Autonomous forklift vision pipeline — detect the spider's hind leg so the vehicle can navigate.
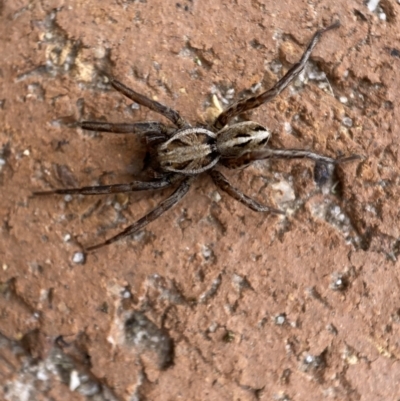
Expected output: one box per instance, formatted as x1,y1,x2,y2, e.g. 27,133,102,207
210,170,285,215
86,176,193,251
33,176,174,196
240,148,361,165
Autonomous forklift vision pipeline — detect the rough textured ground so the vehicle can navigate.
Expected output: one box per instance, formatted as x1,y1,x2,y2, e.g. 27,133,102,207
1,0,400,400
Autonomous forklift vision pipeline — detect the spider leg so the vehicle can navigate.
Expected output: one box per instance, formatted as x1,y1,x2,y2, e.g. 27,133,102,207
210,170,285,215
214,21,340,129
111,79,189,129
79,121,169,135
33,177,173,196
86,177,193,251
239,148,361,164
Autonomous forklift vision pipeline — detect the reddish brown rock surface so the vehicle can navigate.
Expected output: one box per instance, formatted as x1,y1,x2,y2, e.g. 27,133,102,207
1,1,400,400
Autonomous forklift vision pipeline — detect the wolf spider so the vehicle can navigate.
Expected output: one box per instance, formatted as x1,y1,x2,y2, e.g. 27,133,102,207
34,21,359,251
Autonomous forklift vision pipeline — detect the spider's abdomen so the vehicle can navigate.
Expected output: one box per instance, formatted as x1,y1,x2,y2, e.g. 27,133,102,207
216,121,271,158
157,127,219,175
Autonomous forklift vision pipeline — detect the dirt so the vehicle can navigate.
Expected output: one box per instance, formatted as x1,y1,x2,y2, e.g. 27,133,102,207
1,0,400,400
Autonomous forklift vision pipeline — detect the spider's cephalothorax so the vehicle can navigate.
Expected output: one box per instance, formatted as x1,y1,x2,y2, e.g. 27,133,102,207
34,21,360,251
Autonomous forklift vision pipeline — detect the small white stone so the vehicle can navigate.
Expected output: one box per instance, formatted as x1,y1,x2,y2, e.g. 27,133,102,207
284,122,292,134
69,370,80,391
72,252,85,264
339,96,348,104
342,117,353,127
367,0,380,12
275,314,286,325
208,322,218,332
210,190,221,202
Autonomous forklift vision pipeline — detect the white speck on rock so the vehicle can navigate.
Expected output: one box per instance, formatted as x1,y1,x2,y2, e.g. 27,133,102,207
210,190,221,202
272,180,295,204
69,370,80,391
367,0,380,12
72,252,85,264
342,117,353,127
284,121,292,134
379,12,387,20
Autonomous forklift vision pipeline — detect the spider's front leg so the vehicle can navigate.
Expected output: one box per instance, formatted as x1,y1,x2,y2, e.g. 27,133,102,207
210,170,285,215
214,21,340,129
110,79,189,129
79,121,169,136
77,120,172,146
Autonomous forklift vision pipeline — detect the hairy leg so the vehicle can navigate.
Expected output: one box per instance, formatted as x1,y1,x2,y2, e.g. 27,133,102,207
210,170,285,214
86,177,193,251
214,22,340,129
33,177,174,196
79,121,169,135
111,79,189,129
236,148,361,165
